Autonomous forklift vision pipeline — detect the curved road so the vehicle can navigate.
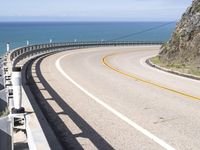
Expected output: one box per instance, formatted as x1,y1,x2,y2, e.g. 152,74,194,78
30,46,200,150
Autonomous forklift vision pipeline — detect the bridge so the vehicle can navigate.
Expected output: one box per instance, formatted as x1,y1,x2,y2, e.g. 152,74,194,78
1,40,200,150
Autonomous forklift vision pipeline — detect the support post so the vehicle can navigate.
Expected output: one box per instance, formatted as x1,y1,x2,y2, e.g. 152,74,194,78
11,67,24,114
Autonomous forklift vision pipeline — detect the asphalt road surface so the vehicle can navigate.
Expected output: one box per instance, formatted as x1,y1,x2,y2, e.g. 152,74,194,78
30,46,200,150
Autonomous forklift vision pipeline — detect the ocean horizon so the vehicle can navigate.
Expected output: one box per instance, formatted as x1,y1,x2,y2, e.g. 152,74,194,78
0,21,176,54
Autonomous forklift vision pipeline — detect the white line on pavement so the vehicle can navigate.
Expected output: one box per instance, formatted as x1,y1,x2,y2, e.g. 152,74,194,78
55,53,176,150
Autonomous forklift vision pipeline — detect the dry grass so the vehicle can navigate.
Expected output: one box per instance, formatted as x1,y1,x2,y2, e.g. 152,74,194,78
150,56,200,77
0,107,9,117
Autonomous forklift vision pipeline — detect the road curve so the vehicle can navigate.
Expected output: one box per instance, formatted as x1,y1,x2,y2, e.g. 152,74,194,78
30,46,200,150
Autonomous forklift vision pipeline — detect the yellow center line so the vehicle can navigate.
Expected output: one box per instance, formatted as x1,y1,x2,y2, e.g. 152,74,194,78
102,52,200,101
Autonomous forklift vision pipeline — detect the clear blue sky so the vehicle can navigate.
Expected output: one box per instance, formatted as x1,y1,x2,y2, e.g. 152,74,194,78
0,0,192,22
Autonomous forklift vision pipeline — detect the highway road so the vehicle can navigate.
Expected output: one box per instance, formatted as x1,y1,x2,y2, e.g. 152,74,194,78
29,45,200,150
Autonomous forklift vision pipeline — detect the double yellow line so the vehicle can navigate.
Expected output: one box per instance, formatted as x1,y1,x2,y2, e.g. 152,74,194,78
102,52,200,101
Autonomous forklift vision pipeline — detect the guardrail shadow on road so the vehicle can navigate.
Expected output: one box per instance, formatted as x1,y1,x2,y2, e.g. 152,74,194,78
26,54,114,149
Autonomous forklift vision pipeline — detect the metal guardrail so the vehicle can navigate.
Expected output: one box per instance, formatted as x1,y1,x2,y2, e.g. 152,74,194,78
8,41,164,68
2,41,163,150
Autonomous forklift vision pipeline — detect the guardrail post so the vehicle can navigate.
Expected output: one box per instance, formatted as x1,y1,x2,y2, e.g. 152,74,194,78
11,67,24,114
7,43,10,52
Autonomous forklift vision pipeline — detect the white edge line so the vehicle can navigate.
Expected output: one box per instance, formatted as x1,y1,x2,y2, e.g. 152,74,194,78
55,53,176,150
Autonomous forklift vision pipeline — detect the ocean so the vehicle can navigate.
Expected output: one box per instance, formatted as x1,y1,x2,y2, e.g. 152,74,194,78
0,22,176,54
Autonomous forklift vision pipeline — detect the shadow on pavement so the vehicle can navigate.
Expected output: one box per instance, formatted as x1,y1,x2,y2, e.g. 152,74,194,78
27,55,114,150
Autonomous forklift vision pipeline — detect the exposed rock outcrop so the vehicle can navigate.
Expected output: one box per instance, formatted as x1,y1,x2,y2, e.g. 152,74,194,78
159,0,200,69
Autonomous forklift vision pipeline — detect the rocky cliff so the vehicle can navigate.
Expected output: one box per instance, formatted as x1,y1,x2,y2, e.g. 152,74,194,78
159,0,200,69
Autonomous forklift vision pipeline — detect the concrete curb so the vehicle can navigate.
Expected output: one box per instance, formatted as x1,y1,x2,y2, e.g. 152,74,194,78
146,58,200,81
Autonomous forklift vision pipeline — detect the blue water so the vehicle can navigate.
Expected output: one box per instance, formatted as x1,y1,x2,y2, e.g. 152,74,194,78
0,22,176,54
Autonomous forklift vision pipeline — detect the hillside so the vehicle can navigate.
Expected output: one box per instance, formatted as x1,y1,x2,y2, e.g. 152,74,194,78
158,0,200,74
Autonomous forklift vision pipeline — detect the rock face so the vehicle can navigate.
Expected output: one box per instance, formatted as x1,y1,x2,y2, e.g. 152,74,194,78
159,0,200,68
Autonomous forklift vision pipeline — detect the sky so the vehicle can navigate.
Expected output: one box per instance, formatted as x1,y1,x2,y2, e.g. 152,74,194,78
0,0,193,22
